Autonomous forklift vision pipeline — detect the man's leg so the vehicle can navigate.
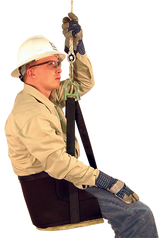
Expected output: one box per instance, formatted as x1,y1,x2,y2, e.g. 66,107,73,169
86,187,158,238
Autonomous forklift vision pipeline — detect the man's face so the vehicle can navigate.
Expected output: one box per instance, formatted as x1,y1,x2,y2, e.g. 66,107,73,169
28,55,62,97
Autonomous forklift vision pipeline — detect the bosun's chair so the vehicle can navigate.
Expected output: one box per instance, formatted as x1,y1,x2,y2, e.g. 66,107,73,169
18,98,104,231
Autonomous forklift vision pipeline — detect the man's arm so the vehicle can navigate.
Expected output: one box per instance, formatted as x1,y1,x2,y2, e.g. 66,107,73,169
50,13,95,107
50,53,98,107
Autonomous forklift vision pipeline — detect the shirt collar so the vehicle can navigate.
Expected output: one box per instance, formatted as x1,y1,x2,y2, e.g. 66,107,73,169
23,83,56,113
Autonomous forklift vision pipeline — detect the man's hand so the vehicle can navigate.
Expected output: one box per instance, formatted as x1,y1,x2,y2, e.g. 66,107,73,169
96,171,139,204
62,13,85,55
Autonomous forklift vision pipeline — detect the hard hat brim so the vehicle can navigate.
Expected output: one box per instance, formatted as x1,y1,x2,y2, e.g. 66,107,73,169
11,51,66,78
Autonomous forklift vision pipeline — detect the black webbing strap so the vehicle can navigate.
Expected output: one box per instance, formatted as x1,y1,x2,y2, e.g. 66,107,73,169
66,98,80,224
75,101,97,169
66,98,75,156
66,98,98,224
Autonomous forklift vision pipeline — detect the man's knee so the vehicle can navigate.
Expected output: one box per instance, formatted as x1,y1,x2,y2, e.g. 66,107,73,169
137,203,154,222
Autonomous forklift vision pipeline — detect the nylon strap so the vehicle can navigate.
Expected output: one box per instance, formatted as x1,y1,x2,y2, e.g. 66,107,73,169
66,97,98,224
66,98,80,224
75,101,97,169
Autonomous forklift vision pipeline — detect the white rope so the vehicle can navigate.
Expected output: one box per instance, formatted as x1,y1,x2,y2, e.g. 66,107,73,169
68,0,76,12
68,0,75,83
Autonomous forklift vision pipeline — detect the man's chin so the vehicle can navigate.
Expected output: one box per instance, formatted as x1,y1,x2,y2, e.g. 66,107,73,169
52,82,60,90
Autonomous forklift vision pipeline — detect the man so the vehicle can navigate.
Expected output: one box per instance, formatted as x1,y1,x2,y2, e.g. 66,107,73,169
5,13,158,237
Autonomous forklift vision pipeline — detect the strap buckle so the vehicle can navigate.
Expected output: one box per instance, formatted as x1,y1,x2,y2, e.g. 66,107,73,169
64,81,80,101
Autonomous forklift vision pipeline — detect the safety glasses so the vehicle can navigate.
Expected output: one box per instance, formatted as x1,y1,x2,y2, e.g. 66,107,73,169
29,60,61,69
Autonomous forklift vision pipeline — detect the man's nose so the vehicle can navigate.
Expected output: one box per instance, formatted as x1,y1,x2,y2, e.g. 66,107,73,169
56,66,62,73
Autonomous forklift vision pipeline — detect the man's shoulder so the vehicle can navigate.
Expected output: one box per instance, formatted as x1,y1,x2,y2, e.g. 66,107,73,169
11,90,46,127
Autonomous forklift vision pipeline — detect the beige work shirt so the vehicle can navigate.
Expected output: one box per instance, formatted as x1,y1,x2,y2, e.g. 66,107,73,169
5,53,99,189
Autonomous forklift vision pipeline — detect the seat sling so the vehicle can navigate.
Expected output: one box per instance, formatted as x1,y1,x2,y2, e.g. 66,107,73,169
18,98,103,230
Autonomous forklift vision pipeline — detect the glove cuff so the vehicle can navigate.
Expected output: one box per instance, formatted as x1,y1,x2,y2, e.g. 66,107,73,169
75,39,85,55
96,171,118,190
64,45,69,54
65,40,85,56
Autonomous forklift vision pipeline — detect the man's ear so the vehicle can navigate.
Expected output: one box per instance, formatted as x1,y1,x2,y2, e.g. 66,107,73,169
27,68,36,78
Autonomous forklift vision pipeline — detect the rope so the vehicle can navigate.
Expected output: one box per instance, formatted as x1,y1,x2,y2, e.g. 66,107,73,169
68,0,76,12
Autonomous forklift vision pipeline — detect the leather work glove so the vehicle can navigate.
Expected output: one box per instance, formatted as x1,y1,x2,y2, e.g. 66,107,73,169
96,171,139,204
62,12,85,55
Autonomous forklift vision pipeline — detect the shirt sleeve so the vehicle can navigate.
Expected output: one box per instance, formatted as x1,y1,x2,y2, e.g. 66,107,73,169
18,114,99,189
50,53,95,107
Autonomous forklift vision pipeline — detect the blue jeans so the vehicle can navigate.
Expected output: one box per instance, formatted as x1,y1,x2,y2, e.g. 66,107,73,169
86,187,158,238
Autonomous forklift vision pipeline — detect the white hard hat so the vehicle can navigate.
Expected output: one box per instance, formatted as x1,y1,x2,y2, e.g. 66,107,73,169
11,35,66,78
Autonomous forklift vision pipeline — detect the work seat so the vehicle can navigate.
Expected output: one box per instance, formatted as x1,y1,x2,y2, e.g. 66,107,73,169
16,172,106,234
37,218,104,231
